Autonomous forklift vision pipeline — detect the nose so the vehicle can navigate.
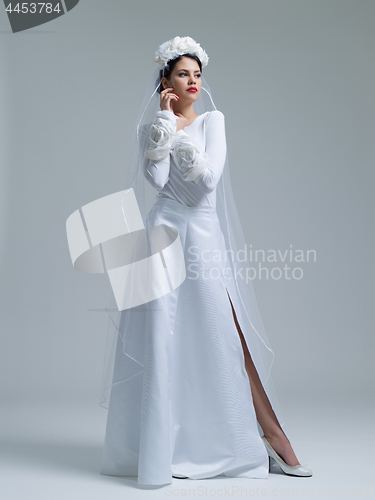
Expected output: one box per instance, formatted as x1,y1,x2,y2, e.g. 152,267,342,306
188,74,196,84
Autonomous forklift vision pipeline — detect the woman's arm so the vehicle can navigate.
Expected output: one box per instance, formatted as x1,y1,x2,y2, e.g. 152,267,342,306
144,157,171,191
141,110,177,190
171,110,227,194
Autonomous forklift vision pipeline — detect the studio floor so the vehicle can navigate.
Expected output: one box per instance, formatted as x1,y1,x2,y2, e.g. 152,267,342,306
1,396,373,499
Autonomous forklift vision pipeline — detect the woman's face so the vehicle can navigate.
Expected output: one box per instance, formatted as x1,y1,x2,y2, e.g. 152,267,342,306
163,56,202,101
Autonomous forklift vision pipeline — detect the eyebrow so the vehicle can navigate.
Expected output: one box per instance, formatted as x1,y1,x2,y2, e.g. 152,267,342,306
178,69,201,72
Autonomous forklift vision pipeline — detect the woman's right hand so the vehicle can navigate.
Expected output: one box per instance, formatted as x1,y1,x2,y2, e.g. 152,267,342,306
160,87,179,113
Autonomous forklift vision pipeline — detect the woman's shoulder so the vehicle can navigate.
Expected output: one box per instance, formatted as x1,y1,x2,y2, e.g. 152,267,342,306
205,109,225,127
206,109,224,118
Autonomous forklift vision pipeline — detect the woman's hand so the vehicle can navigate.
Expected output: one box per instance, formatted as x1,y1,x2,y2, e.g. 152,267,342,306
160,88,188,132
175,112,188,132
160,87,179,113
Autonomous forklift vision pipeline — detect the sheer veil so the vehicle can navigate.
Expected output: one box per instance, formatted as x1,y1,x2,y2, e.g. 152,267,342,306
98,64,285,430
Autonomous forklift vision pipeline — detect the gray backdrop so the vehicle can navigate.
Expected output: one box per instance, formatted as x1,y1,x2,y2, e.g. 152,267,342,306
1,0,374,404
1,2,374,493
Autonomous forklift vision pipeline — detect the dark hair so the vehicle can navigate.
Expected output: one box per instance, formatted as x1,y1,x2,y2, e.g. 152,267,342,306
157,53,202,94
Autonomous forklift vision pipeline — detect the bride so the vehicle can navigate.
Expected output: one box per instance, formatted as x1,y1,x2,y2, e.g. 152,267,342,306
99,36,312,486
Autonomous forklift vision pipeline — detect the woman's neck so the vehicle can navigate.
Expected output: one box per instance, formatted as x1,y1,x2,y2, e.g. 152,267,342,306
172,102,198,124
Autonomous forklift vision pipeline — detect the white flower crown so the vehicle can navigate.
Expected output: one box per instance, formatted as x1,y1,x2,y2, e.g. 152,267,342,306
154,36,209,70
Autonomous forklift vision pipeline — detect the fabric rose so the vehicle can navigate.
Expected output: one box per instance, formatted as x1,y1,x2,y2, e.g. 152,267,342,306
171,135,209,183
144,110,177,162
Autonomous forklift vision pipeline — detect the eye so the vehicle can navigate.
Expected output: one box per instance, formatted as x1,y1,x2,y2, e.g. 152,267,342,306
178,72,201,78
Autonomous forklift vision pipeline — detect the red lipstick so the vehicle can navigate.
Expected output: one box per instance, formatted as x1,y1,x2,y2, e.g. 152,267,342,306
187,87,197,92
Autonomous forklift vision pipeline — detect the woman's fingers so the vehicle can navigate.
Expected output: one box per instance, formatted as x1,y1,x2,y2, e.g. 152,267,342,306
160,87,179,112
161,88,176,97
161,88,179,100
161,93,179,100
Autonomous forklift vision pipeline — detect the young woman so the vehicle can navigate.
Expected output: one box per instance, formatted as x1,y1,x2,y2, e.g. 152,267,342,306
99,36,312,486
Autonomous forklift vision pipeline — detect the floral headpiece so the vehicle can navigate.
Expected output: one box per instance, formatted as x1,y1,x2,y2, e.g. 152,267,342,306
154,36,209,70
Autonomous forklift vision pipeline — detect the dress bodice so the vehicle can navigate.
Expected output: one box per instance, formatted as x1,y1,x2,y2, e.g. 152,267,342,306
142,109,227,207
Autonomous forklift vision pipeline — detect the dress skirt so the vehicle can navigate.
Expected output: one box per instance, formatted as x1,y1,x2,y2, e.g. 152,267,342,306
100,195,270,485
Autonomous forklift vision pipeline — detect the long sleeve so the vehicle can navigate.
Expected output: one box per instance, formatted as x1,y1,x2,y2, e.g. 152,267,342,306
171,110,227,194
141,110,177,191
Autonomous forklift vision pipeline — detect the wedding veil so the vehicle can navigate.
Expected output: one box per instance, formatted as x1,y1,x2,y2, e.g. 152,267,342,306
98,64,285,430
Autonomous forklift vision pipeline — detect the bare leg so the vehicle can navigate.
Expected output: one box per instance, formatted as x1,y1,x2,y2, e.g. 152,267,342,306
227,291,300,466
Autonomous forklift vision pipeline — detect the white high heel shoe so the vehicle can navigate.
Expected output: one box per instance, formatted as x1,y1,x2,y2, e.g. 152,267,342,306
262,436,313,477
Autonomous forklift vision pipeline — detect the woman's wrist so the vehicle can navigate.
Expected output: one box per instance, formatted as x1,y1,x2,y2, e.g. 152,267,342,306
155,109,177,125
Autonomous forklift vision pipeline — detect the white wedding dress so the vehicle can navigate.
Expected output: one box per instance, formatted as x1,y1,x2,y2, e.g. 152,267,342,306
100,109,271,485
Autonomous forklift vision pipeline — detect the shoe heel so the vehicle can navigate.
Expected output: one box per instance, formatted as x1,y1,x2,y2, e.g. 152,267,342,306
269,456,277,471
262,436,312,477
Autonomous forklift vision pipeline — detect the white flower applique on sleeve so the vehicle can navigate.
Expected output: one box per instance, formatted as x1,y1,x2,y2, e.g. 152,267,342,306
171,135,209,183
144,110,177,162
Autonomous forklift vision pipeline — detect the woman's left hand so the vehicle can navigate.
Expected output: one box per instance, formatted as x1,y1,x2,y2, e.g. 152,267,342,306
175,112,188,132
